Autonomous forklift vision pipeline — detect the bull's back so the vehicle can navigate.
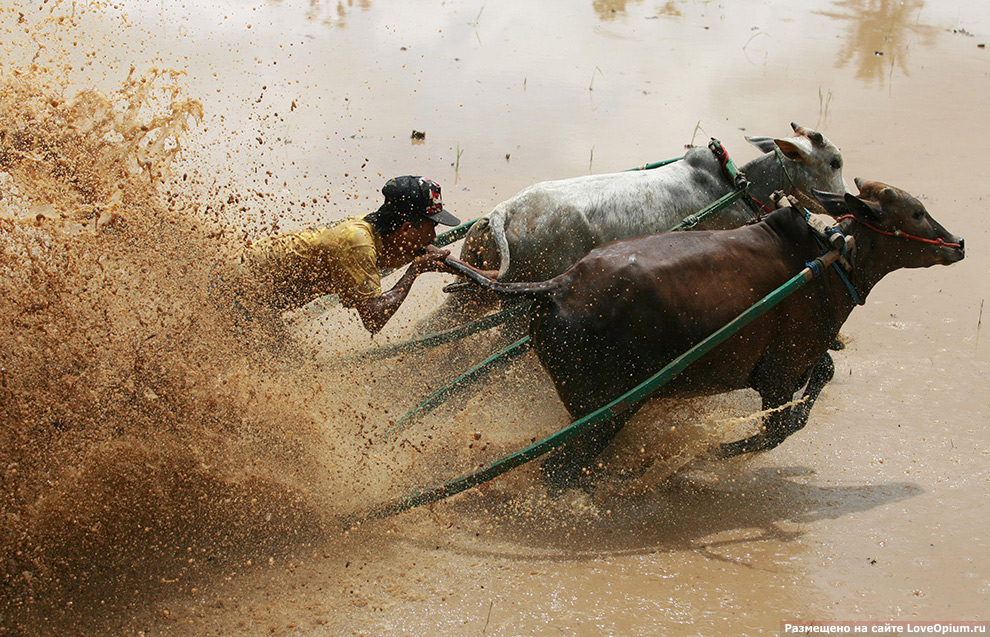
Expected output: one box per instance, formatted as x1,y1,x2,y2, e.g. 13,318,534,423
491,148,733,281
532,225,802,414
558,227,794,322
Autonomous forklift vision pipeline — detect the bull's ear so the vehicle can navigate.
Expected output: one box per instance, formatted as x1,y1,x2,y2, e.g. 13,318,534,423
774,138,812,162
812,189,848,218
844,192,887,224
746,136,779,154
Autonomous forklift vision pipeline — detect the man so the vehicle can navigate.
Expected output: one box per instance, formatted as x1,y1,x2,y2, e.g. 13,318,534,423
234,175,483,334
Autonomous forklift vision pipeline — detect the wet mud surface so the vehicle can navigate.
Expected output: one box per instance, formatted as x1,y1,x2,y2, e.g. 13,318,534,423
0,0,987,634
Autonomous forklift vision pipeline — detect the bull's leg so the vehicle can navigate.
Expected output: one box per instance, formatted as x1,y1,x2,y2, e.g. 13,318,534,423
785,353,835,436
716,354,835,458
541,413,632,491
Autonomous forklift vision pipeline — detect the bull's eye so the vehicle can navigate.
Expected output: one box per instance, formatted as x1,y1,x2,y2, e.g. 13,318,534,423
830,159,841,171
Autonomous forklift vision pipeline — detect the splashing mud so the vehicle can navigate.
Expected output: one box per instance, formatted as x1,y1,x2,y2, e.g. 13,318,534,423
0,15,545,632
0,59,754,625
0,55,350,631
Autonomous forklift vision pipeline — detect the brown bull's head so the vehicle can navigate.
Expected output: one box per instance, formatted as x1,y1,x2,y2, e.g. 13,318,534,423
814,178,965,269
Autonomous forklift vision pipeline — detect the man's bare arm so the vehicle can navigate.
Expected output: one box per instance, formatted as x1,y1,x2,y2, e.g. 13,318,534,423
354,247,452,334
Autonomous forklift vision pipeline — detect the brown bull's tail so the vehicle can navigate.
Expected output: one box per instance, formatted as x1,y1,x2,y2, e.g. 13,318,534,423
444,259,556,299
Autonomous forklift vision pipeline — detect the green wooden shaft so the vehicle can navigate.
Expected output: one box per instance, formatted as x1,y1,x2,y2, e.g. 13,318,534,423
665,188,747,232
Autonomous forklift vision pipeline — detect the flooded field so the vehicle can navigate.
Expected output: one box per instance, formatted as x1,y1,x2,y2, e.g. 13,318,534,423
0,0,987,634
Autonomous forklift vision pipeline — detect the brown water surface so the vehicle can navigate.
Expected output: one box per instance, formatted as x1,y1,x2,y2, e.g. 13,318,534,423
0,0,987,634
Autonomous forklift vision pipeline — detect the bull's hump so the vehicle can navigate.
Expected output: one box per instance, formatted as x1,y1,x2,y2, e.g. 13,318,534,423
683,144,719,170
762,207,816,244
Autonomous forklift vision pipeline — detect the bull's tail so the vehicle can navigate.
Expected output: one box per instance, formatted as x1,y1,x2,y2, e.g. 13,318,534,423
488,208,512,276
444,260,556,299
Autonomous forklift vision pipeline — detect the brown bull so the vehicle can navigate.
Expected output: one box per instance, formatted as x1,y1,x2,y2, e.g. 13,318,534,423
449,179,965,487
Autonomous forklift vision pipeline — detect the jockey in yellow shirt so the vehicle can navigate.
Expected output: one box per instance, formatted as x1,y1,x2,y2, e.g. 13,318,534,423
234,176,491,334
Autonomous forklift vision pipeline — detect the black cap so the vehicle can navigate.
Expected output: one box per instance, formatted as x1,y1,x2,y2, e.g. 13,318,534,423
378,176,460,226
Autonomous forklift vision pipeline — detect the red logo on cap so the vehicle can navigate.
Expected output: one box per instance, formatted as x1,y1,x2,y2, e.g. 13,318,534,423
421,178,443,216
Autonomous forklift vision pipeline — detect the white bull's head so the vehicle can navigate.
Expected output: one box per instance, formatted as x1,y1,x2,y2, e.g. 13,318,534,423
747,122,849,195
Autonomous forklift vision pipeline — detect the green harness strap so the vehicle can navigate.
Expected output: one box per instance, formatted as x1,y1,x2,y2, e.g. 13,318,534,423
348,244,844,525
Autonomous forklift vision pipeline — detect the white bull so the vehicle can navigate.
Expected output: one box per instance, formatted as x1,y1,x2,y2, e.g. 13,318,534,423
426,122,847,330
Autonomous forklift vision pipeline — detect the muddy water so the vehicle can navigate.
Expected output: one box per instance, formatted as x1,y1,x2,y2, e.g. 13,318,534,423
1,0,988,634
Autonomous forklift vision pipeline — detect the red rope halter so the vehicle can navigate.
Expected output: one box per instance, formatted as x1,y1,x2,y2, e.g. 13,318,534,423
836,215,963,249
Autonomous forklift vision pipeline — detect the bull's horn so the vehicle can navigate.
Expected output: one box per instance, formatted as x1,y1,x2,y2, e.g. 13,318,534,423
791,122,824,146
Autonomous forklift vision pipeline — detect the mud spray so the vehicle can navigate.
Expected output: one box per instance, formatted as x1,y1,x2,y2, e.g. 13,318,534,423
0,3,769,633
0,4,374,632
1,58,319,633
0,4,503,631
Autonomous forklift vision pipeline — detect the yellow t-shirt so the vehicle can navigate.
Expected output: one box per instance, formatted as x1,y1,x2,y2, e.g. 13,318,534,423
238,218,383,309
